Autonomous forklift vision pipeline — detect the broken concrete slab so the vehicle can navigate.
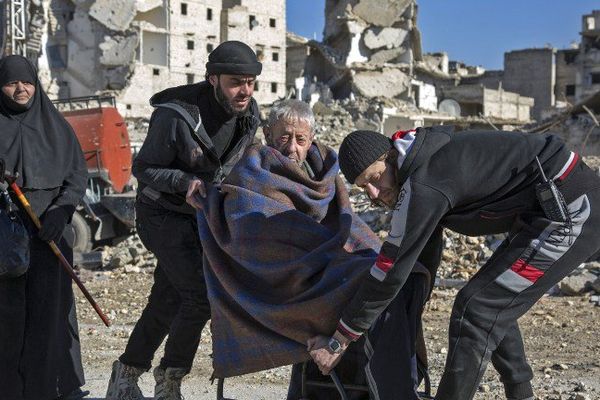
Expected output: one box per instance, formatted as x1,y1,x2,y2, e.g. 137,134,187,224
352,67,410,98
89,0,136,31
363,27,408,50
353,0,412,27
369,47,406,64
99,33,139,66
560,271,597,295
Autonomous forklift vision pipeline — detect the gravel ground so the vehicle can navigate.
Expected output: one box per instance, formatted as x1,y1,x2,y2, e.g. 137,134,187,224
75,270,600,400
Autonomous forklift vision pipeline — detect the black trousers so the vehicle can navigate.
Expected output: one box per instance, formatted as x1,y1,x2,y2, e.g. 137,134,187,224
120,202,211,372
0,235,84,400
436,185,600,400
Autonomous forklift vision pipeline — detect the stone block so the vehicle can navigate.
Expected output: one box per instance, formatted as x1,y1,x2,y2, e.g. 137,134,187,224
560,271,597,296
363,27,408,50
353,0,413,27
89,0,136,31
99,33,139,66
352,68,410,98
369,47,406,64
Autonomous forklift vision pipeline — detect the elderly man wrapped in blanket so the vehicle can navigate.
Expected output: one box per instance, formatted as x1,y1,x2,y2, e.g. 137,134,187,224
196,100,431,399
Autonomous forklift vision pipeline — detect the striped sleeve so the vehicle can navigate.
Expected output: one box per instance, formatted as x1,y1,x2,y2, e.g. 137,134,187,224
338,179,450,337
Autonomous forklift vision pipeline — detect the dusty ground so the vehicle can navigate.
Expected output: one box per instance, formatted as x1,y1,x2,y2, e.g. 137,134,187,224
75,269,599,400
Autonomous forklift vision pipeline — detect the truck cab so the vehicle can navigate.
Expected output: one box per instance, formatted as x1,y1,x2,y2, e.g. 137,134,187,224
53,96,136,256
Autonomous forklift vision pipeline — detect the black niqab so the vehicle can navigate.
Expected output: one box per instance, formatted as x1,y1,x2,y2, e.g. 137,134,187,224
0,55,82,189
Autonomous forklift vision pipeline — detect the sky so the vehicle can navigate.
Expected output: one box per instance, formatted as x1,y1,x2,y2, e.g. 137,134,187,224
286,0,600,70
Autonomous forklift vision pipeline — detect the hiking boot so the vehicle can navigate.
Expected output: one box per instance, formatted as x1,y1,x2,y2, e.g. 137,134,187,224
153,366,187,400
105,360,146,400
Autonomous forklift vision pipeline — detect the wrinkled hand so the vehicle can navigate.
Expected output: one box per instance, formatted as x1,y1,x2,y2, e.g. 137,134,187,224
307,335,345,375
186,178,206,209
39,206,70,242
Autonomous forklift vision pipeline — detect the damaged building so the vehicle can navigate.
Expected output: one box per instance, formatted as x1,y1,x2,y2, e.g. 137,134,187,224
10,0,286,118
461,10,600,123
288,0,535,134
302,0,421,101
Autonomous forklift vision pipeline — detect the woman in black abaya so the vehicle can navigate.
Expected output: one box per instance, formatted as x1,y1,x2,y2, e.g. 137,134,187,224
0,55,88,400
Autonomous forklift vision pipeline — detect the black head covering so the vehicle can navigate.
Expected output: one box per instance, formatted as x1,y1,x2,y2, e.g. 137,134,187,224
0,55,83,189
206,41,262,76
338,130,392,184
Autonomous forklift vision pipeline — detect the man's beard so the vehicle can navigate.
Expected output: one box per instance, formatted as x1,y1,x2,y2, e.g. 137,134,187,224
215,84,249,117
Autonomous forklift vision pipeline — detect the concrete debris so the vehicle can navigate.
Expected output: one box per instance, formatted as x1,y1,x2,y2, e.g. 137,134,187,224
304,0,419,101
526,91,600,156
352,0,413,27
352,67,411,98
363,27,409,50
89,0,136,32
99,34,139,67
369,47,407,64
560,271,598,296
96,235,156,271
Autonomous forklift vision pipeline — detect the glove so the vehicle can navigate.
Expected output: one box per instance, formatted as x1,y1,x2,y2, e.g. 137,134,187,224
38,205,72,242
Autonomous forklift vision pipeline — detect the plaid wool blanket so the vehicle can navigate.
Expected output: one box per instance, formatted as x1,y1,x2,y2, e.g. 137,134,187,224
197,143,381,378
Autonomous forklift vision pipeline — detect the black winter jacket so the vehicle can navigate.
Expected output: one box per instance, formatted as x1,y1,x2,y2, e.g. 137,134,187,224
339,126,600,337
133,81,260,214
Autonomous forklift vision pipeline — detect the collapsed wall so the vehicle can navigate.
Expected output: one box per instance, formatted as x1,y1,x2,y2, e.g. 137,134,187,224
33,0,140,98
303,0,421,101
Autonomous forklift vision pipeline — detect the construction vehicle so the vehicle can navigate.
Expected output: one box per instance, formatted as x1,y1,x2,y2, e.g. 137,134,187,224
52,96,136,256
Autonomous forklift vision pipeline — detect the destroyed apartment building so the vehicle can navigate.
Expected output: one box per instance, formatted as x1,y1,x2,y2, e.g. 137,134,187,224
460,9,600,124
446,9,600,156
287,0,536,138
6,0,287,120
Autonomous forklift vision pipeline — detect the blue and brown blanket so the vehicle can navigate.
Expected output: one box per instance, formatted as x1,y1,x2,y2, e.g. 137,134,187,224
197,143,381,378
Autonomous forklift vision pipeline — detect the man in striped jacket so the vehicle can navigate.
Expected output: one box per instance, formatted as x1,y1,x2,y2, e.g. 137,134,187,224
308,127,600,400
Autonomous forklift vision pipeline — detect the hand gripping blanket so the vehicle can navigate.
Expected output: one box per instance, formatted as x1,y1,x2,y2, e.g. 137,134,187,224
197,143,381,378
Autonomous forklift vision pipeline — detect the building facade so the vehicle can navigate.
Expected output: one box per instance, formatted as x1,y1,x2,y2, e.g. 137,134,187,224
36,0,285,118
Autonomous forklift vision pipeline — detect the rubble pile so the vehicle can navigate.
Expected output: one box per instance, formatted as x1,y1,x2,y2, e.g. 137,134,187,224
304,0,421,101
98,235,156,272
311,94,421,149
583,155,600,171
311,100,356,149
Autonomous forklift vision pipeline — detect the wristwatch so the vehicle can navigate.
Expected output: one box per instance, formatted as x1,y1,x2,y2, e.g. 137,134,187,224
327,337,344,354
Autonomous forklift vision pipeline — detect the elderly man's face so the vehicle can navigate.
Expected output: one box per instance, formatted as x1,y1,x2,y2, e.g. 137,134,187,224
266,118,314,165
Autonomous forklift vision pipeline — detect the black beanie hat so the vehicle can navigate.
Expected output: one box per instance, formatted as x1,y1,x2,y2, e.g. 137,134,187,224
206,41,262,76
339,130,392,184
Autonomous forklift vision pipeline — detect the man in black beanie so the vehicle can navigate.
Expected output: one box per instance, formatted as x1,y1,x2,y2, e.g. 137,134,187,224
308,127,600,400
106,40,261,400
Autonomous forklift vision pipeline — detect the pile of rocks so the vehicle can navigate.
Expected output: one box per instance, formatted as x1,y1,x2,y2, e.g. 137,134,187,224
99,235,156,273
583,155,600,171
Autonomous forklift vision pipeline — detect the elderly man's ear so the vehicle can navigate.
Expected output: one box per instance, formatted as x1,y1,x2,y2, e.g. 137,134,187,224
263,126,272,145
